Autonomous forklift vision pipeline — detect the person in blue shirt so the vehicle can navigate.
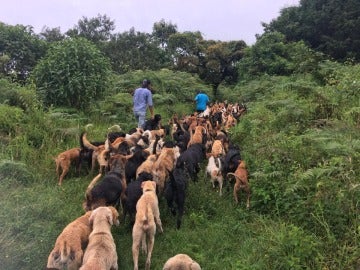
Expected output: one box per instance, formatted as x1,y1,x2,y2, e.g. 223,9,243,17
194,90,210,113
133,79,154,129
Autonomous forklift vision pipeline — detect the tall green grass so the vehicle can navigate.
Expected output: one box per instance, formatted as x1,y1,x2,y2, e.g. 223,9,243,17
0,66,359,269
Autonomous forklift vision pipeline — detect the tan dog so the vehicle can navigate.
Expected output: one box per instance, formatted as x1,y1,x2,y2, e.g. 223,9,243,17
54,147,81,185
163,254,201,270
227,160,250,208
132,181,163,270
136,154,157,178
153,147,180,194
188,125,206,148
209,139,225,158
80,206,120,270
46,211,92,270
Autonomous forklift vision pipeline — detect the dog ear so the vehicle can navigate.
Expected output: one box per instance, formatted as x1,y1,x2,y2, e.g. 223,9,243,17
89,211,96,226
106,211,113,226
151,181,157,189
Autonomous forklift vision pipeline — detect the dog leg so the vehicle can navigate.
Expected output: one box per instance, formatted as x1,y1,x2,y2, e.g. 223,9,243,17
145,233,155,270
58,160,70,185
219,177,223,196
132,228,142,270
233,182,240,204
154,207,163,233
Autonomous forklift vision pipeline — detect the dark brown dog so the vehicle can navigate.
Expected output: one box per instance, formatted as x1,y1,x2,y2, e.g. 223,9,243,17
46,211,92,270
54,147,81,185
227,160,250,208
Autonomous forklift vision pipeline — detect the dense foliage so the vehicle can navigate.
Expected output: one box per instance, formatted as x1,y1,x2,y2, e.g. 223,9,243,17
32,37,111,109
264,0,360,62
0,3,360,269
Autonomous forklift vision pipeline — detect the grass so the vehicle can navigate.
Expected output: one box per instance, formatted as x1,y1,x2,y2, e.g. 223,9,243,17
0,159,323,270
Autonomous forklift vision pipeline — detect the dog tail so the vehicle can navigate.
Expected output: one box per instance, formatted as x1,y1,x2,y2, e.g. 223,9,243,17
85,173,102,199
59,240,73,265
81,132,98,151
227,172,239,181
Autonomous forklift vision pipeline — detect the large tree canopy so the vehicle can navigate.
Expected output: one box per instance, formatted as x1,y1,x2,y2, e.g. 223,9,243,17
263,0,360,62
0,22,47,81
32,37,111,109
66,14,115,43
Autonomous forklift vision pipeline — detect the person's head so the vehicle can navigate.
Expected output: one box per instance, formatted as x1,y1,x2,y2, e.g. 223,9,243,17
142,79,151,88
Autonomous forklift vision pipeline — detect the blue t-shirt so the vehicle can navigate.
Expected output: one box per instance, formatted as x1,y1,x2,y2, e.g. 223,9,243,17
194,93,209,111
133,87,153,112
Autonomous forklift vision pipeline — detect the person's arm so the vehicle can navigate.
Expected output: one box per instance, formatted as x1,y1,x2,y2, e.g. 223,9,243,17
149,105,154,119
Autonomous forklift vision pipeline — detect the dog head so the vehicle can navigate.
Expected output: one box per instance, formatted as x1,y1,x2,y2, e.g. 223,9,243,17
89,206,120,227
154,114,162,122
141,180,156,193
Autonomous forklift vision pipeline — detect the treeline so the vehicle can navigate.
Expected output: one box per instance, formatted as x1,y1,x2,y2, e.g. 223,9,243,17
0,0,359,108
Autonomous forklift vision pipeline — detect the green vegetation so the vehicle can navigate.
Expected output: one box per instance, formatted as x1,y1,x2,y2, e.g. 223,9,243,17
0,1,360,268
0,62,359,269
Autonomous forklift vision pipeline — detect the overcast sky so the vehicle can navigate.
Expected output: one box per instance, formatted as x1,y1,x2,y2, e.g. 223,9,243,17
0,0,299,45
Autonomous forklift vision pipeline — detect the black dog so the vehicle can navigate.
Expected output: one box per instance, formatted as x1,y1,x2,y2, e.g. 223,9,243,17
176,143,206,182
83,156,126,211
222,143,242,176
123,172,154,225
125,145,149,183
164,165,188,229
143,114,162,131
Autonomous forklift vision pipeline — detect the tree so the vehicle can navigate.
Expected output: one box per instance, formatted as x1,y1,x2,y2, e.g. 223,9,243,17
168,31,204,73
66,14,115,43
264,0,360,62
32,37,111,109
237,32,324,81
103,28,169,74
0,22,47,82
199,40,246,97
152,19,178,49
39,26,65,42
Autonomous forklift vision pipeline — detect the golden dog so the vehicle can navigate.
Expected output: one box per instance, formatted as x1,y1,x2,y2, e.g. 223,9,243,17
132,181,163,270
54,147,81,185
136,154,157,178
187,125,206,148
152,147,180,194
209,139,225,158
80,206,120,270
227,160,250,208
163,254,201,270
46,211,92,270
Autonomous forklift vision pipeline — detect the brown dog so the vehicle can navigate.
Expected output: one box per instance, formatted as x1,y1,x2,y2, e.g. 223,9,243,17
188,125,206,148
209,139,225,158
136,154,157,178
163,254,201,270
132,181,163,270
46,211,92,270
80,206,119,270
152,147,180,194
227,160,250,208
54,147,81,185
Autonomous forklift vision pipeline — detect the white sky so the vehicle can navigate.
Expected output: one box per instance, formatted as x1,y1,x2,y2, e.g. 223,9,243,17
0,0,299,45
